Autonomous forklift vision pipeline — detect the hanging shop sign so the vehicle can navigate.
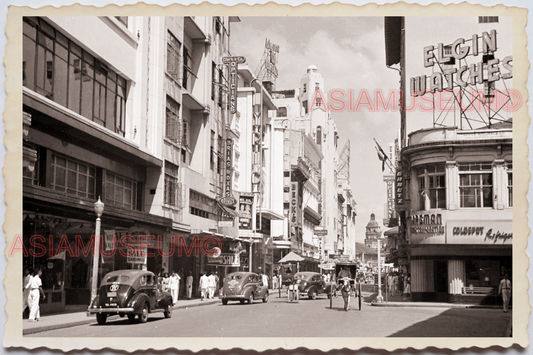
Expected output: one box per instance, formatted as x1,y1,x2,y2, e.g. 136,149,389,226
447,220,512,245
383,175,395,219
239,193,254,229
290,182,302,228
395,168,404,208
410,30,512,97
207,252,241,267
222,56,246,114
219,138,236,206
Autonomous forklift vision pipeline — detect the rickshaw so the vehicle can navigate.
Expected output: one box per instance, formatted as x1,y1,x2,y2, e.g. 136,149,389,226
328,261,362,311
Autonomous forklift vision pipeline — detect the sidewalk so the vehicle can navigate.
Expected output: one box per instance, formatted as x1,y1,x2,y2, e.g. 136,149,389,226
23,297,221,335
369,289,509,309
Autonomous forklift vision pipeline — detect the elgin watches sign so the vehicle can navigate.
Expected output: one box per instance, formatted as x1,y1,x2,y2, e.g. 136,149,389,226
411,30,512,96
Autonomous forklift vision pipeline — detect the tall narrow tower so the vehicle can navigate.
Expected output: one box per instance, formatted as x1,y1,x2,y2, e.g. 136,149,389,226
255,39,279,93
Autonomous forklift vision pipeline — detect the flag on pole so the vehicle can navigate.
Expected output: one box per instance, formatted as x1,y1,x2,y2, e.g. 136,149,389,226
374,138,389,172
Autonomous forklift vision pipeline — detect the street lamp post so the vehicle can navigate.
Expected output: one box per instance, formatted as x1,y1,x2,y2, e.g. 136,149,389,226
376,237,384,303
91,197,105,303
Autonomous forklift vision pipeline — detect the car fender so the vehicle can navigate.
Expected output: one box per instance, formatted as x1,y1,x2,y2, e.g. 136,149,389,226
156,291,173,309
242,285,254,298
308,285,317,295
128,292,150,313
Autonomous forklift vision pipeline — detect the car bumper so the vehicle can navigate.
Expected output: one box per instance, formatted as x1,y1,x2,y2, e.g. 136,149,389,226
87,307,135,316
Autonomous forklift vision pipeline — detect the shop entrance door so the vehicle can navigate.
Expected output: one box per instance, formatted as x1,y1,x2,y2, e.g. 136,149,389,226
434,260,448,302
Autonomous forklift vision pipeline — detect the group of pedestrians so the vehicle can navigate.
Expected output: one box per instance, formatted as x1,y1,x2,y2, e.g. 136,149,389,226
199,271,219,301
23,267,45,322
387,271,411,300
157,269,194,304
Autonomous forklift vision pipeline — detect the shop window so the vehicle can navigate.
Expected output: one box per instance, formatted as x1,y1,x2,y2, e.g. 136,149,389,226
465,259,500,288
104,172,138,210
507,163,512,207
23,18,127,135
459,163,493,208
50,153,96,200
166,31,182,83
165,96,181,143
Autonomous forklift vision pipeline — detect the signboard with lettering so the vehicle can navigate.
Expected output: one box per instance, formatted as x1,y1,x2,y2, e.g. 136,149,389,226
290,182,302,228
207,253,241,266
409,213,446,245
222,56,246,114
223,139,234,202
395,168,404,207
384,174,395,219
447,220,512,245
239,194,254,229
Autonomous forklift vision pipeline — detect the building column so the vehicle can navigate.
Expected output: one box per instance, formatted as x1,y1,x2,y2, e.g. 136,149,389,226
493,159,506,210
447,259,465,294
446,161,458,210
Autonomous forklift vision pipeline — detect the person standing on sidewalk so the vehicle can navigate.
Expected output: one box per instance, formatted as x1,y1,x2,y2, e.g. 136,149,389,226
393,273,399,296
199,272,209,301
214,271,220,297
169,271,179,305
498,273,511,313
23,267,32,317
403,273,411,300
387,273,394,297
398,272,404,297
186,271,193,299
28,268,45,322
207,272,216,299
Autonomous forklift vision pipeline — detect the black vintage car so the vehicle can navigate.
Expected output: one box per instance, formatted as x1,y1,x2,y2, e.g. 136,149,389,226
87,269,173,325
293,272,328,299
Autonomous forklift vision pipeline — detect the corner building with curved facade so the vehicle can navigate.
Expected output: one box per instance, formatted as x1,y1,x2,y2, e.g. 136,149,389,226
403,126,512,303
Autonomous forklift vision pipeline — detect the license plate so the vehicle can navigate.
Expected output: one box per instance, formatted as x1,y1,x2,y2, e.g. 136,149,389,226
107,292,117,297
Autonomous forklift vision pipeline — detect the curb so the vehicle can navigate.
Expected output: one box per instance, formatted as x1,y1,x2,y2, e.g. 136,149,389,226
23,299,220,335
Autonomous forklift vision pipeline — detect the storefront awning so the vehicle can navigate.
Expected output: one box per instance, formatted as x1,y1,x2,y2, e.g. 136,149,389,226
258,208,284,221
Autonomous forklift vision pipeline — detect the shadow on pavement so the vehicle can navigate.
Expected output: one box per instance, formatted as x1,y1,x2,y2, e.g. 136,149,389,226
387,308,511,337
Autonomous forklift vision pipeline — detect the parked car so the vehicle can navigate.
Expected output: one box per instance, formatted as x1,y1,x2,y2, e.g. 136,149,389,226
293,271,329,299
87,269,173,325
221,272,269,305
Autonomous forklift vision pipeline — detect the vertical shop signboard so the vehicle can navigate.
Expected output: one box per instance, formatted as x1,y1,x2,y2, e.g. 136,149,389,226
225,139,234,198
383,175,395,219
222,56,246,114
395,168,404,207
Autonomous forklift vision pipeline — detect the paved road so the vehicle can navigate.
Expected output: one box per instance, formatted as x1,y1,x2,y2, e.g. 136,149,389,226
29,291,511,337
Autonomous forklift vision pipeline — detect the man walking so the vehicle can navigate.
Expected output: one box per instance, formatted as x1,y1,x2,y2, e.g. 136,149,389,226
28,268,45,322
199,272,209,301
207,272,216,299
169,271,179,305
186,271,193,299
498,273,511,313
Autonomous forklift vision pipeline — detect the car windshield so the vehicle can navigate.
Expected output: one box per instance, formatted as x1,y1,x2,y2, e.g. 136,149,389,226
293,274,308,280
228,274,243,280
105,275,130,283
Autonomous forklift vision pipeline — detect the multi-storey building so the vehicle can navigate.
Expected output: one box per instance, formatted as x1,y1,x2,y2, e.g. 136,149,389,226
21,15,248,314
385,16,513,303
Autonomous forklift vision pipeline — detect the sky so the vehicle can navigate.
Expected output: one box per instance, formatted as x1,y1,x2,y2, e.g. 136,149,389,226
230,17,402,242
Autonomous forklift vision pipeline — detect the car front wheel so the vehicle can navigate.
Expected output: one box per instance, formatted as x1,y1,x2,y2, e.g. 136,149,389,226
139,303,148,323
164,303,172,318
96,314,107,325
248,293,254,304
309,289,317,300
262,293,269,303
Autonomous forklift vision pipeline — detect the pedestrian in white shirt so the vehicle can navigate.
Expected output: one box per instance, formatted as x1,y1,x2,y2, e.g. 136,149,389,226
28,268,45,322
199,272,209,301
208,272,216,299
23,268,32,316
499,274,512,313
169,271,180,305
186,271,193,299
262,273,269,289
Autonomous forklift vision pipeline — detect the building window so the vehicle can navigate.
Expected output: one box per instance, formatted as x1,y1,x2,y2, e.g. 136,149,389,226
164,161,182,208
217,135,223,174
507,163,512,207
459,163,493,208
315,82,319,91
417,165,446,209
166,31,182,83
183,47,191,90
105,172,138,210
23,145,41,186
115,17,128,27
302,100,308,114
316,126,322,145
23,17,127,136
50,153,96,200
277,107,287,117
211,62,216,101
479,16,498,23
165,96,181,143
210,130,216,171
